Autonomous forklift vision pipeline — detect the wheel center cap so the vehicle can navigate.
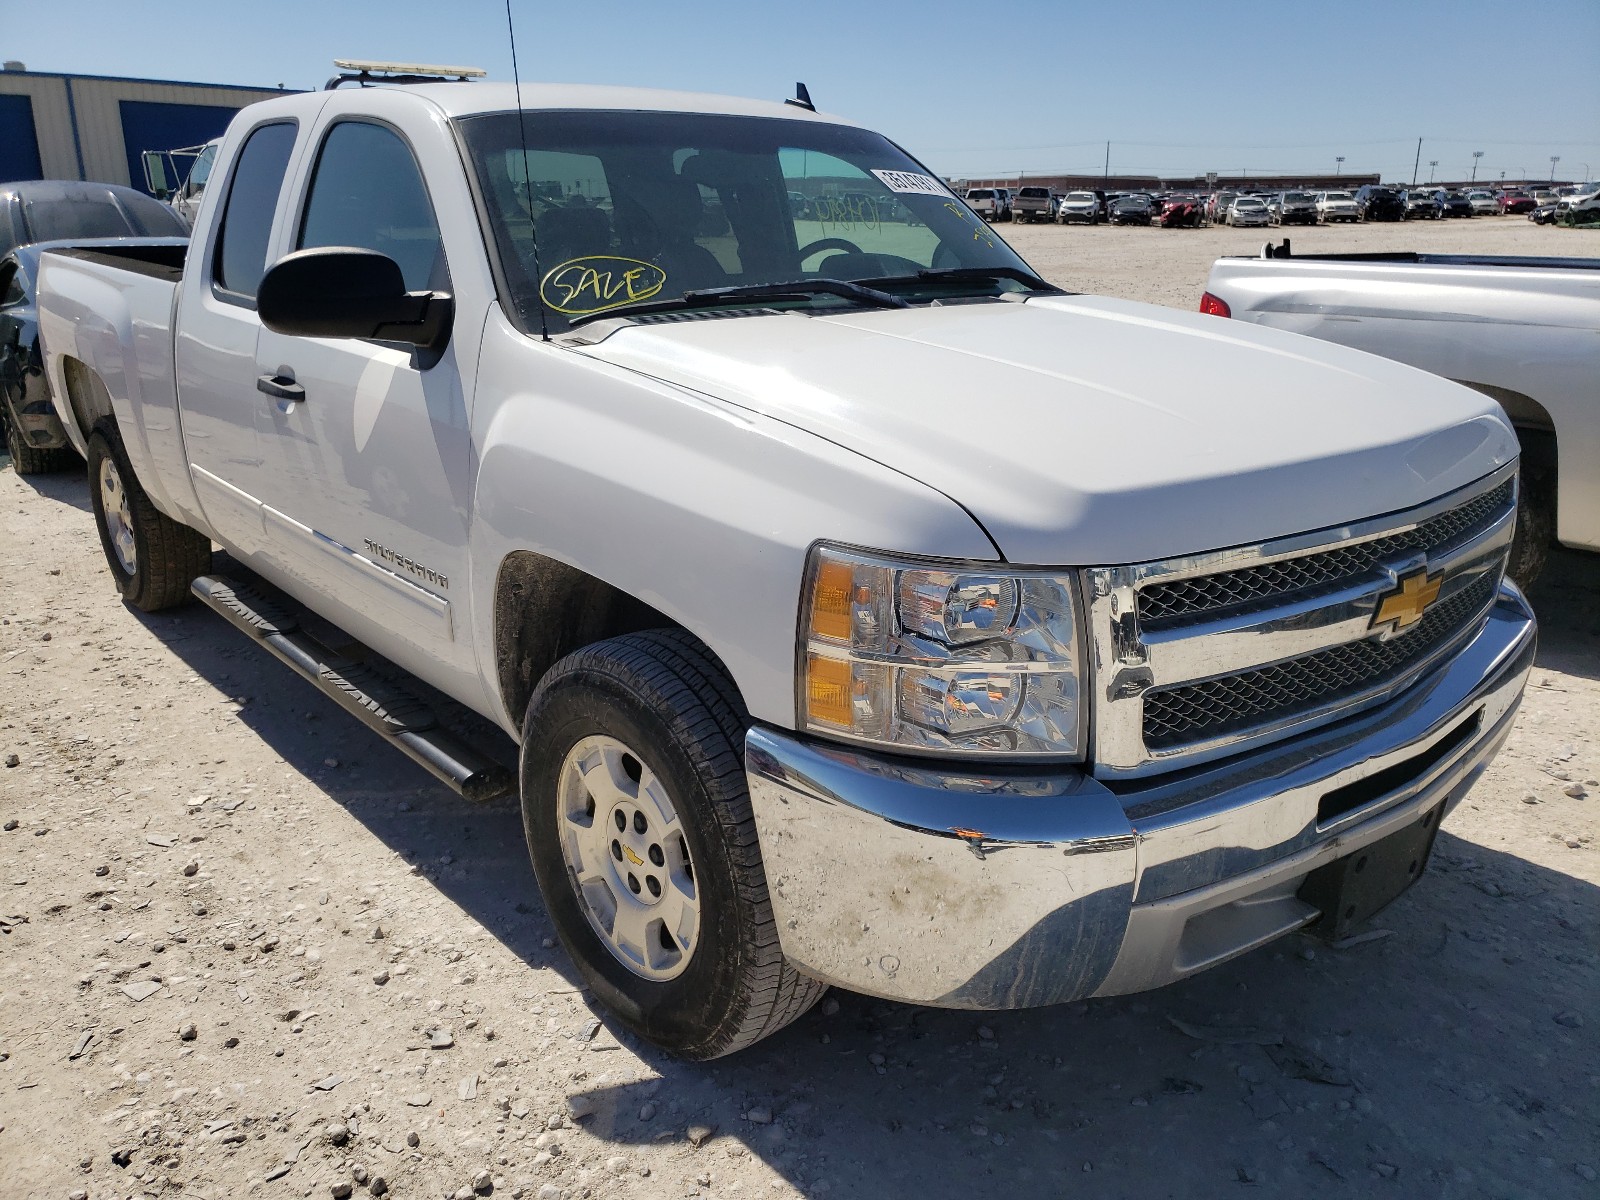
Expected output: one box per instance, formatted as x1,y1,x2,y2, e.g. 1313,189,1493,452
620,843,644,867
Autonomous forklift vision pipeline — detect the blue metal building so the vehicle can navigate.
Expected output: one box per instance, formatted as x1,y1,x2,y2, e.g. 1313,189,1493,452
0,65,293,192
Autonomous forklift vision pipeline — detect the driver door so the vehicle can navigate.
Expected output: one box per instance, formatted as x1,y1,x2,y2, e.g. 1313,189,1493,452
250,114,475,687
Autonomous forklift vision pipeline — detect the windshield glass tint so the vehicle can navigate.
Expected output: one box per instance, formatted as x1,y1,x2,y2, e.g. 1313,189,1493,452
458,111,1032,331
21,192,185,243
189,143,217,190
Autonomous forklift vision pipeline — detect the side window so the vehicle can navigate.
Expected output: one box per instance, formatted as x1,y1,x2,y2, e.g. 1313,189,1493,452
299,122,445,292
214,122,297,300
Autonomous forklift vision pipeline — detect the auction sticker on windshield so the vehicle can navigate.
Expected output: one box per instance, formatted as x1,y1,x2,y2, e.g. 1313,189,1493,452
540,256,667,316
871,170,949,197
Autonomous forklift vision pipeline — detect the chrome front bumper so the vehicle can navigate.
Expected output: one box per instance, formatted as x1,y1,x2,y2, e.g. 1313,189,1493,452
746,584,1535,1009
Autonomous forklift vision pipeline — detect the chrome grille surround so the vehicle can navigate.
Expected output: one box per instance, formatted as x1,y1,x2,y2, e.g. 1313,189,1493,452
1081,463,1517,780
1138,479,1514,628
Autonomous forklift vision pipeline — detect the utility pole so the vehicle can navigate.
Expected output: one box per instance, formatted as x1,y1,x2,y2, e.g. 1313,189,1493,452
1102,141,1110,191
1335,156,1344,176
1411,137,1423,187
1428,160,1438,183
1550,156,1561,182
1472,150,1483,181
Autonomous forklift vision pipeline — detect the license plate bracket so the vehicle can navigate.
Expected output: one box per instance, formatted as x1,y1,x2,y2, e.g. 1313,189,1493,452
1299,804,1443,941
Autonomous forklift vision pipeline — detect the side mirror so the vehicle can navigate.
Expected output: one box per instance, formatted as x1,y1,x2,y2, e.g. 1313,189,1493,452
257,247,452,351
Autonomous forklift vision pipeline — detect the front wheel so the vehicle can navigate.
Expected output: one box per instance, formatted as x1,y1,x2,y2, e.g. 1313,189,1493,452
86,426,212,611
520,630,825,1059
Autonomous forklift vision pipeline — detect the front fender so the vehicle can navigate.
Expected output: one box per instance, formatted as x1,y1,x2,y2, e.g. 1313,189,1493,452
467,309,996,734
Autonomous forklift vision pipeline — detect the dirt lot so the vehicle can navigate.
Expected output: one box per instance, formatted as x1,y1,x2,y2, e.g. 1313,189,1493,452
2,216,1596,1200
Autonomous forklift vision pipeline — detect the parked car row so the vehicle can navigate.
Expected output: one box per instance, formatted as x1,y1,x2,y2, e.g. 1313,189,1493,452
969,182,1587,228
1531,181,1600,225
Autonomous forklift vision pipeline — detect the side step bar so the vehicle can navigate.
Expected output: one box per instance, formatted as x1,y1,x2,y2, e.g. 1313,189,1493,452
192,575,515,802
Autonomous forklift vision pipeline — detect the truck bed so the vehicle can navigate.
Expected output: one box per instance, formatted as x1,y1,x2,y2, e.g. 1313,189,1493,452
1241,242,1600,272
35,237,199,528
49,241,188,283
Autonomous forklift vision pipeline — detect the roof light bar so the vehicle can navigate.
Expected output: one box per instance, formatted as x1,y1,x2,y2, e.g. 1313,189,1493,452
332,60,486,78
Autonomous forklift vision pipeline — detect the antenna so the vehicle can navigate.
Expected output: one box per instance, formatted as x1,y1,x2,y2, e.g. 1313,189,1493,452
505,0,551,341
785,82,815,112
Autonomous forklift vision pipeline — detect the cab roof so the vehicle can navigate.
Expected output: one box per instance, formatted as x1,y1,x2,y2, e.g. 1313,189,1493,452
310,80,861,126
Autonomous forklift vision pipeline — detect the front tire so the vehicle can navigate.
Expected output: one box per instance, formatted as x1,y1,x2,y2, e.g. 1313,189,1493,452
520,630,825,1059
86,425,211,611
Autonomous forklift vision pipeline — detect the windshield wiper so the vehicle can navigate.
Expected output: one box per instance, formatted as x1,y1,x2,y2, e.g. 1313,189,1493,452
860,265,1064,294
567,278,908,327
918,266,1060,291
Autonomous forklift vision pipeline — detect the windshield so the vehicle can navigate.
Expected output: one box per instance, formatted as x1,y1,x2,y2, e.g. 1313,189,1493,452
18,190,187,248
188,143,217,191
1325,192,1352,201
1235,198,1265,208
1065,192,1095,201
458,112,1035,332
1284,192,1312,202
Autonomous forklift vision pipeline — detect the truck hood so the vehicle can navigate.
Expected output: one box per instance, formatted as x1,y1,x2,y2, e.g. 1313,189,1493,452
578,295,1516,565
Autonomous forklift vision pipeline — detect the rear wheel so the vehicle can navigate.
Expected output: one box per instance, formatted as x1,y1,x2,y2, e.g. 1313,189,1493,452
86,425,212,611
2,403,74,475
520,630,825,1059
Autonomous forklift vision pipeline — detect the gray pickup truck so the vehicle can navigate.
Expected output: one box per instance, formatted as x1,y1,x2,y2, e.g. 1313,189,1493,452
1011,186,1056,223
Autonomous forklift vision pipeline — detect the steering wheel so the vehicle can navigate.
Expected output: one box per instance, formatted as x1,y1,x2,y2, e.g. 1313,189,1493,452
798,237,864,263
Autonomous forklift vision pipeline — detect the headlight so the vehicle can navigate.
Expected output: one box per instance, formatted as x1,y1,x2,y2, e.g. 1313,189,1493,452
798,544,1084,758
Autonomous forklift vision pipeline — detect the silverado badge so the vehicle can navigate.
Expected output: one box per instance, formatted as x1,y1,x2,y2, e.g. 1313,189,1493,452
1372,568,1442,632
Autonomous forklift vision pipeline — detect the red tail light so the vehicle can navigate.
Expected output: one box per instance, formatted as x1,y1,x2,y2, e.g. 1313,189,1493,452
1198,291,1231,318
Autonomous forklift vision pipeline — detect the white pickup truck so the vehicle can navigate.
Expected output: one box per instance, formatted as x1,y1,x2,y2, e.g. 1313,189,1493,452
1202,244,1600,584
36,71,1535,1060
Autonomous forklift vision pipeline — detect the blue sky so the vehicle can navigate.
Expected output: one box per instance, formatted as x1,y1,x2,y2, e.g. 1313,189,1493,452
8,0,1597,184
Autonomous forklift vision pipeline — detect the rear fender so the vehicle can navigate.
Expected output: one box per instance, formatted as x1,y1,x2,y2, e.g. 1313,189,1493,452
38,255,205,529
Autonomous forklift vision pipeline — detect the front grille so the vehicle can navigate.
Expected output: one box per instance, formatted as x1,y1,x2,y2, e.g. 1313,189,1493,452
1142,573,1497,750
1139,479,1513,628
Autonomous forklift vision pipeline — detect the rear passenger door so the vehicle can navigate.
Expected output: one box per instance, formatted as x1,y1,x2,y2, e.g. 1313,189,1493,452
172,118,302,555
250,109,478,687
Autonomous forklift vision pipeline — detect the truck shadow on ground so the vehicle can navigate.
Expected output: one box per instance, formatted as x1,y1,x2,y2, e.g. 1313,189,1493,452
570,829,1597,1199
2,455,94,513
128,550,1598,1200
1525,547,1600,683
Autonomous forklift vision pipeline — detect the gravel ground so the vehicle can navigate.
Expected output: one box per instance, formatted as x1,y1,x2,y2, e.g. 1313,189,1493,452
2,214,1596,1200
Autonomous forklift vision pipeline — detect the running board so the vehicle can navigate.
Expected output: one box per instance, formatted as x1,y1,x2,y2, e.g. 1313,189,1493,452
192,575,515,802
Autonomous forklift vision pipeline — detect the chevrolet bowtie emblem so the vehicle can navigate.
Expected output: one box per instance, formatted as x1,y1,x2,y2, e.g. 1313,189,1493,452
1373,568,1442,632
622,845,644,867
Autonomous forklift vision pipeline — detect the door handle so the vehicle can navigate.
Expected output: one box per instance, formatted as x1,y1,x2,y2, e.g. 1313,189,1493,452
257,373,305,402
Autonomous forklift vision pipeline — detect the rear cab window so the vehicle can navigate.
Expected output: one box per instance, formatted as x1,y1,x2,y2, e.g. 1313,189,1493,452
212,122,299,303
